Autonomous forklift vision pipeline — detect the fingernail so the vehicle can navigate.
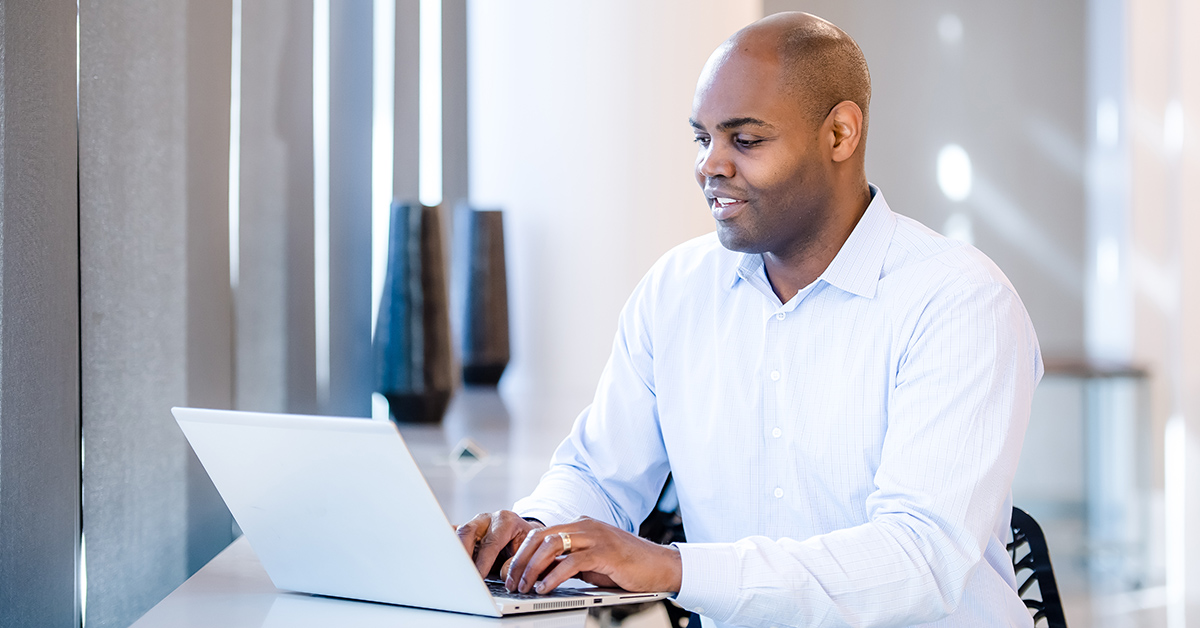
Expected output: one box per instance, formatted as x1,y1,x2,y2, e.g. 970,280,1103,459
506,576,514,590
534,581,546,594
519,577,527,591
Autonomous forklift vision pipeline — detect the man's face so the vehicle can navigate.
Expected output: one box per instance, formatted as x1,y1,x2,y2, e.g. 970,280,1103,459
691,47,831,257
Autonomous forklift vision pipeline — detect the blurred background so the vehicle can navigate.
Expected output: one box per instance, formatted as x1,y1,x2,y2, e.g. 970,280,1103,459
2,0,1198,626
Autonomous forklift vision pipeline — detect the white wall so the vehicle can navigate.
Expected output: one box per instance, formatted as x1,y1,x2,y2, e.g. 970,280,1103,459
469,1,762,425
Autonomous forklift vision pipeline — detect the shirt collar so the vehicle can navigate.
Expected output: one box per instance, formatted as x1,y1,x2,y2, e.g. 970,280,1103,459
727,184,897,299
730,251,764,288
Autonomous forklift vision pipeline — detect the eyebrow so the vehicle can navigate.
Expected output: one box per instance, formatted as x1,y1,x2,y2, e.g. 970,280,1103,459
689,117,777,132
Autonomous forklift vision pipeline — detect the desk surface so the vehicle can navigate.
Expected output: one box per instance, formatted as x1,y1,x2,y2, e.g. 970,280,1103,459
129,536,592,628
131,389,672,628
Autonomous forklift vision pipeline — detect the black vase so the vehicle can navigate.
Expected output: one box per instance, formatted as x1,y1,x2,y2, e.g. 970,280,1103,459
458,208,510,385
374,202,453,423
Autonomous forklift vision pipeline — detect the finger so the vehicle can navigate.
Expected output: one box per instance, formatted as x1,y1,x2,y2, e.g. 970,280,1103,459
533,554,587,594
472,514,518,576
455,513,491,559
517,533,572,593
499,555,515,581
506,518,539,557
505,527,547,591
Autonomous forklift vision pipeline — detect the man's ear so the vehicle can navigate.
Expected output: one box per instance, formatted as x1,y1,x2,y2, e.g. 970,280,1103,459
825,100,863,163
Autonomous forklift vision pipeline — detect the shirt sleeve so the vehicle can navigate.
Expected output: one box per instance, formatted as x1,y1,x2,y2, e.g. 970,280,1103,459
673,280,1043,627
514,269,671,532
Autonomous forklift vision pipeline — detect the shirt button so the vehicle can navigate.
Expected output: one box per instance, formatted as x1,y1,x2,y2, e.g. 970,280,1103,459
776,312,785,321
770,370,780,381
773,487,784,499
772,427,782,438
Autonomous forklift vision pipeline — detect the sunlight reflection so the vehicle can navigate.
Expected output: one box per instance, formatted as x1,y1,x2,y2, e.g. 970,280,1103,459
937,14,962,45
937,144,972,202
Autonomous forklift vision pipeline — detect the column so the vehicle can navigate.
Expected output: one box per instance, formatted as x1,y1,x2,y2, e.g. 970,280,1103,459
326,0,374,417
0,1,81,626
237,0,318,414
394,0,420,203
79,0,235,624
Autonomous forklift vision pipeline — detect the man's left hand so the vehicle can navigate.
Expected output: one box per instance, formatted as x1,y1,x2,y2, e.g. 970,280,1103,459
503,516,682,595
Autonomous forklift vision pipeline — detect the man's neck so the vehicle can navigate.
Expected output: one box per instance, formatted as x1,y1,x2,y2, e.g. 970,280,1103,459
762,183,872,303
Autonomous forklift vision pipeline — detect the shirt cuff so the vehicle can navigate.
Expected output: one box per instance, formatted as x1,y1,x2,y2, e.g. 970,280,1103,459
673,542,741,622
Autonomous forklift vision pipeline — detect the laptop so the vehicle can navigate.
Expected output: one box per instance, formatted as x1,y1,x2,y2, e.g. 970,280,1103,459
173,407,671,617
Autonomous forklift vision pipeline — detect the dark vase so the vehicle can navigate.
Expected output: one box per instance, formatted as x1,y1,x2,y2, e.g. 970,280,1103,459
459,208,510,385
374,202,454,423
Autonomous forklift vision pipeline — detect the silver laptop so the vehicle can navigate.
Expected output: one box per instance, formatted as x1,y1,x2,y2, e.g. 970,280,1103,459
173,407,671,617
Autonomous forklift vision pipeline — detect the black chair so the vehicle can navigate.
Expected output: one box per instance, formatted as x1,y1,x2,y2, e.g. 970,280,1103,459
1009,507,1068,627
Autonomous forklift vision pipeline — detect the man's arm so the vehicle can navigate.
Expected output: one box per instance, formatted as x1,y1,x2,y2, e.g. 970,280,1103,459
514,265,672,529
461,267,673,582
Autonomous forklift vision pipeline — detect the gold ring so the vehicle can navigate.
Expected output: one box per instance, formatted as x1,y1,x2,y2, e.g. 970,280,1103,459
559,532,572,554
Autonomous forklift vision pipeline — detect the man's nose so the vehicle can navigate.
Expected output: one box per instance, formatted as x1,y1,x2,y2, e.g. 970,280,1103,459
697,144,734,179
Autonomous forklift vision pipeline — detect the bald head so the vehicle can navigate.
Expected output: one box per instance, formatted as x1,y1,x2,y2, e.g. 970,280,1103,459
723,12,871,135
691,12,874,279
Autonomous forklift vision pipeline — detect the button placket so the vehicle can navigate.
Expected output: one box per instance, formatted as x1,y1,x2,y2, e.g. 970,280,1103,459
763,299,790,513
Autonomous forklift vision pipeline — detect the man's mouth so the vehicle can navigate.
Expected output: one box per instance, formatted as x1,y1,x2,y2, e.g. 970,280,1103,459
710,196,748,220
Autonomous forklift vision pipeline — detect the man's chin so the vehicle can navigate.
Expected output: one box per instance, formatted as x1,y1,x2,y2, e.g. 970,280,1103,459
715,225,764,254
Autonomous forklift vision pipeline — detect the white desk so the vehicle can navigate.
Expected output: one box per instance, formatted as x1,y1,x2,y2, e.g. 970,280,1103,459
131,389,673,628
129,536,591,628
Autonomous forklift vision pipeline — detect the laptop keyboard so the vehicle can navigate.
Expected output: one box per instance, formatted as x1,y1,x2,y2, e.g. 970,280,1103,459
486,579,593,600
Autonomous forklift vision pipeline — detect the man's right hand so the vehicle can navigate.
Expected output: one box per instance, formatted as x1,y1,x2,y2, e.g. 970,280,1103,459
456,510,544,579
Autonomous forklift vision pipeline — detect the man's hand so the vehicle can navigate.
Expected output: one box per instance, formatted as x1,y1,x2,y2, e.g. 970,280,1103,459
456,510,543,578
505,516,682,595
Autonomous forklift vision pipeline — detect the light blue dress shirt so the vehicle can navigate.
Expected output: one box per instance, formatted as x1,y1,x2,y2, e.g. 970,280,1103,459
515,187,1043,628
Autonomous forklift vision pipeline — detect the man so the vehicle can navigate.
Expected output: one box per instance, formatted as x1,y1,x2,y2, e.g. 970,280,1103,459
457,12,1041,628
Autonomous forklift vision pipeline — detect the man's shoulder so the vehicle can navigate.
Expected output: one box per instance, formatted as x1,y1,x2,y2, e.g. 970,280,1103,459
646,231,736,284
884,213,1016,295
619,231,739,317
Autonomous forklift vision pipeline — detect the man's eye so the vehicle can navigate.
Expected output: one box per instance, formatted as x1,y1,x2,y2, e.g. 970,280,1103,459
736,137,763,148
693,136,711,147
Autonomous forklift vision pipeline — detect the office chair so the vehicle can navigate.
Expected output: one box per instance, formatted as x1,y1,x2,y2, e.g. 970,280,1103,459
1009,506,1069,627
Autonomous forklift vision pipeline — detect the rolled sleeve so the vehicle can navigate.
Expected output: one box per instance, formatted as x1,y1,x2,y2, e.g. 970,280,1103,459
512,263,672,533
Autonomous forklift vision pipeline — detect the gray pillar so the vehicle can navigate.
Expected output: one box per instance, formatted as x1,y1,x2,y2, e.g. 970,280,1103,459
0,1,81,626
326,0,374,417
79,1,235,625
441,0,469,209
394,0,420,204
237,0,317,414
